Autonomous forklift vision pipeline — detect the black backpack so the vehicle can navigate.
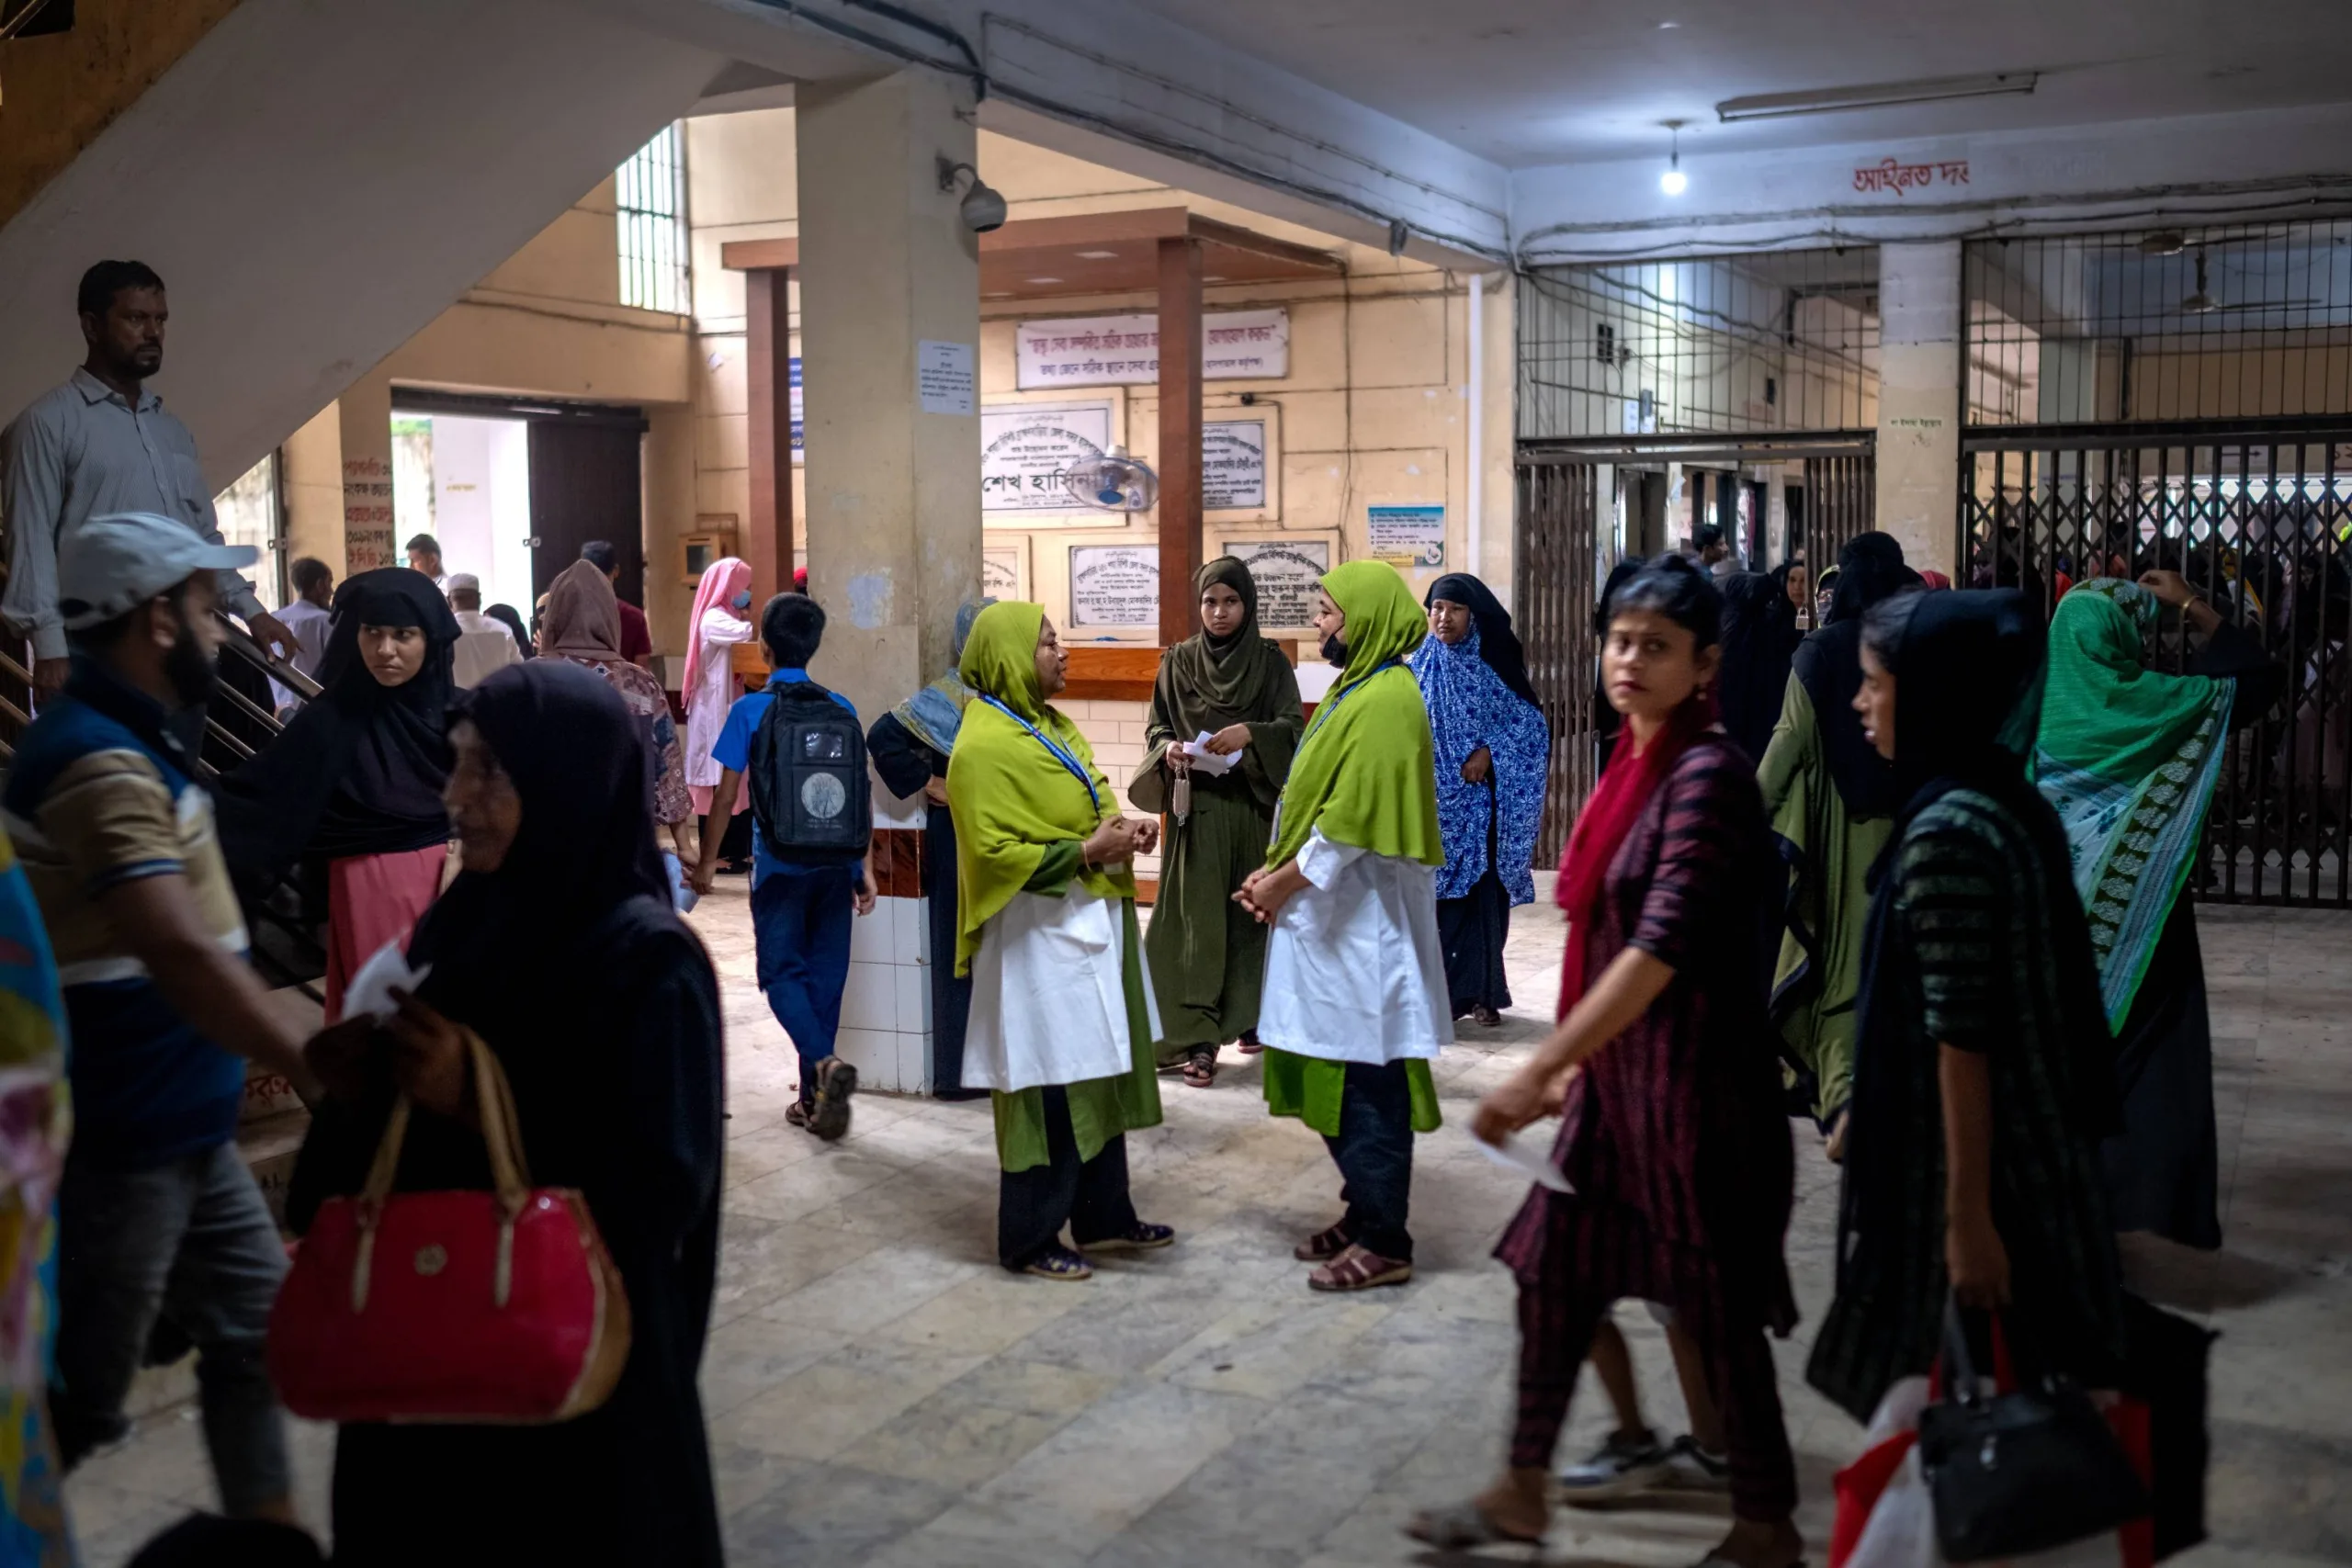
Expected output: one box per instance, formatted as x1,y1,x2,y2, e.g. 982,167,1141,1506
747,682,871,864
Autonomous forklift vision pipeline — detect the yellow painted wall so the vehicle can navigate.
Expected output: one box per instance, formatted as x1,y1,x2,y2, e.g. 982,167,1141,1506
0,0,243,228
284,174,695,626
681,108,1511,644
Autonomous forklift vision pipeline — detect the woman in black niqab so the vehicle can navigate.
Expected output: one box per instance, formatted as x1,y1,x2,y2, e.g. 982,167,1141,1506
215,569,461,1019
1715,571,1802,763
288,661,725,1568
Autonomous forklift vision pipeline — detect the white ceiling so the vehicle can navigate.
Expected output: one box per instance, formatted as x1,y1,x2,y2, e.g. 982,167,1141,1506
1127,0,2352,167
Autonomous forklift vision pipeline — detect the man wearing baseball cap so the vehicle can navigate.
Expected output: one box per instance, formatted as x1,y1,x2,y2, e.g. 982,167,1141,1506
1,512,311,1530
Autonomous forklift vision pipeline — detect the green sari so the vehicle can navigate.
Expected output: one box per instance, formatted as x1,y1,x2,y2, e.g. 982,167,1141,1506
2033,579,2233,1030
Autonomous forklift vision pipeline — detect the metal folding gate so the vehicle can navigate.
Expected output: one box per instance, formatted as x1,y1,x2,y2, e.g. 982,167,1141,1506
1515,461,1604,868
1514,433,1873,861
1959,417,2352,905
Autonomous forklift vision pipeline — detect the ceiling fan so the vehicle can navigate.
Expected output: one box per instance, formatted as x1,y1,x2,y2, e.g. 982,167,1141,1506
2179,250,2318,316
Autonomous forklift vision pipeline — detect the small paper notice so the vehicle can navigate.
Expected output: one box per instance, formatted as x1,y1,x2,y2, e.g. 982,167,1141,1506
343,941,432,1024
916,339,977,416
1474,1129,1575,1193
1181,732,1238,775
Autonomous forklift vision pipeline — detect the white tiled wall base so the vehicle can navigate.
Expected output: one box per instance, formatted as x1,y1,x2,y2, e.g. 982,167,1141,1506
1059,698,1161,882
839,893,932,1093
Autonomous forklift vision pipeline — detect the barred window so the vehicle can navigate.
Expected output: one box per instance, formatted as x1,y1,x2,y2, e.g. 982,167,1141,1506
616,124,687,314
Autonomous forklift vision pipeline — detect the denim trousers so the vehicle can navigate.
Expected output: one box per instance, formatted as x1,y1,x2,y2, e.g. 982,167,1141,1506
52,1141,291,1513
752,863,855,1081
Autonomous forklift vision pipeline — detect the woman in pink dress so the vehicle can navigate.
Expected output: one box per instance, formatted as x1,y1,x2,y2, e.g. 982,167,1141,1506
683,557,755,872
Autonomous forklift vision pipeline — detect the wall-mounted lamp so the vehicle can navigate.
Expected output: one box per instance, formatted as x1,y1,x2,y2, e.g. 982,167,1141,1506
936,157,1006,232
1659,122,1689,197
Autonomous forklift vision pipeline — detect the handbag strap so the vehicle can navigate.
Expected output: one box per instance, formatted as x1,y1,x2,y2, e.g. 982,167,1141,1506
356,1030,536,1219
1939,1297,2020,1405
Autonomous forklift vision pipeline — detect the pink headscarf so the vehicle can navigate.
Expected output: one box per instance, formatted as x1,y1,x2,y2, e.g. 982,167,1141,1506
683,557,752,694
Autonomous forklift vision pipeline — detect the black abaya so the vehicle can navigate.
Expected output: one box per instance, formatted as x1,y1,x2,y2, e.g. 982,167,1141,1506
287,663,725,1568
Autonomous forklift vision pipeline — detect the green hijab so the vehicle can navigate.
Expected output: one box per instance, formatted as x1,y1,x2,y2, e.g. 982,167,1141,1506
1267,560,1442,869
945,601,1128,975
1133,556,1302,815
2034,578,2234,1028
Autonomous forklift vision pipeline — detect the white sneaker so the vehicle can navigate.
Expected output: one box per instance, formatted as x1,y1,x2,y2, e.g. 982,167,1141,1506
1558,1430,1674,1503
1661,1434,1733,1493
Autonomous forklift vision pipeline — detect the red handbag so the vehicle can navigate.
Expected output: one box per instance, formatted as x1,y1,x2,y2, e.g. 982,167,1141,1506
268,1032,632,1423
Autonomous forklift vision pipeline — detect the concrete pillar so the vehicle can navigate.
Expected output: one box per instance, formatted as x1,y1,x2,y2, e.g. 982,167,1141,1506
795,68,983,1096
336,368,396,574
280,402,346,577
1874,242,1962,579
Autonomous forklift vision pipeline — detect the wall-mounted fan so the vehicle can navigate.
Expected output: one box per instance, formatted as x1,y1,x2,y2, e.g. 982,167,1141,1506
1065,446,1159,512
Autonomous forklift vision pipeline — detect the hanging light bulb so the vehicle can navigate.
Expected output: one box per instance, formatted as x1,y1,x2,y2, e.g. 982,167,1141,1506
1659,122,1689,196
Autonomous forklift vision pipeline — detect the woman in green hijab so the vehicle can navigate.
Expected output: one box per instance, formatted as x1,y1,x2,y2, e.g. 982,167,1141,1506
2036,571,2282,1248
1238,560,1451,1292
946,601,1176,1280
1128,558,1303,1088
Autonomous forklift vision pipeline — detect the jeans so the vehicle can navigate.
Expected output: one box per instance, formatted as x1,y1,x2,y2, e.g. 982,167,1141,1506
752,863,854,1079
53,1142,291,1514
1322,1059,1417,1262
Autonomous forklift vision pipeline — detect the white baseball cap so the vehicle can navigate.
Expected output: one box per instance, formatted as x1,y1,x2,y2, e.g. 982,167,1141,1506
59,512,257,630
446,572,481,595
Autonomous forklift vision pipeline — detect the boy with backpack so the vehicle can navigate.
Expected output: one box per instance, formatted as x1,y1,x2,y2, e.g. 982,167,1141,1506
692,592,876,1138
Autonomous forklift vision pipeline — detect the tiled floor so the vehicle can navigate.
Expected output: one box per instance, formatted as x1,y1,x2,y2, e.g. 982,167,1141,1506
64,889,2352,1566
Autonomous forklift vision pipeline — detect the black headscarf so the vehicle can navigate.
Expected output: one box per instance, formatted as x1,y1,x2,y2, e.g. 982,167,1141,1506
1425,572,1539,709
1845,590,2119,1256
1715,570,1801,763
485,603,533,658
1792,533,1921,818
215,568,459,869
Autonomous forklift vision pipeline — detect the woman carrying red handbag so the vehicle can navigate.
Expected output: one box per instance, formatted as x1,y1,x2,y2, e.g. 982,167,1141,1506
286,660,726,1568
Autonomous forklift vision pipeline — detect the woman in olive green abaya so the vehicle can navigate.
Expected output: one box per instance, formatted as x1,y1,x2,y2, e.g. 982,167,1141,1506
946,601,1176,1280
1128,557,1303,1088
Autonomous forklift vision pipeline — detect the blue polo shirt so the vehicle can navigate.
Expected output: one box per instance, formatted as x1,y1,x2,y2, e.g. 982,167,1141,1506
711,670,858,887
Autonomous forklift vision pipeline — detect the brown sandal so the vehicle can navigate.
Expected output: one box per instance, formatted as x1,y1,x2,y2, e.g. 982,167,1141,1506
1308,1244,1413,1292
1293,1221,1351,1262
1182,1046,1218,1088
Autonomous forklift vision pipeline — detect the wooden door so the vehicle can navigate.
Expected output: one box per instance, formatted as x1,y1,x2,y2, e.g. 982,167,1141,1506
526,418,647,606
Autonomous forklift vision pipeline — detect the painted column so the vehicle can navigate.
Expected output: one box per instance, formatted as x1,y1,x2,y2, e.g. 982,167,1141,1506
743,265,798,604
336,367,396,574
1155,234,1204,647
795,68,983,1096
1874,241,1963,579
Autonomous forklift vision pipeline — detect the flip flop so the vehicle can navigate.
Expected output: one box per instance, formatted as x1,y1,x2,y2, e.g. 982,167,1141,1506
1405,1501,1543,1549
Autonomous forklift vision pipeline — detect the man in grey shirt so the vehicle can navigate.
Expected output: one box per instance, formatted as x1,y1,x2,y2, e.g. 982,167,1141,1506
2,260,292,695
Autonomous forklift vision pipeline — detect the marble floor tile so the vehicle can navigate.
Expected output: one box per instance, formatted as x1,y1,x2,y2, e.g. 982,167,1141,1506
62,901,2352,1568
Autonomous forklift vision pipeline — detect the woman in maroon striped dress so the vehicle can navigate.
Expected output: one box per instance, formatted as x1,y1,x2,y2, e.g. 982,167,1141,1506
1409,557,1800,1566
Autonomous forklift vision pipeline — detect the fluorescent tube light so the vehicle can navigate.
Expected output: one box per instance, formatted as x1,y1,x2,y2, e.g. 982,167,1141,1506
1715,72,2036,123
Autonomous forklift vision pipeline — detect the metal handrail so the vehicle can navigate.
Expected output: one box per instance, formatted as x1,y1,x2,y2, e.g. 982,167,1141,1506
217,615,321,704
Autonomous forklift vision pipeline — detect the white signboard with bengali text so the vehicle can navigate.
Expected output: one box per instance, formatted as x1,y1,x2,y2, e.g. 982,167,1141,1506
980,402,1114,514
1203,420,1268,512
1016,309,1289,389
1220,538,1329,631
982,543,1026,600
1069,544,1160,628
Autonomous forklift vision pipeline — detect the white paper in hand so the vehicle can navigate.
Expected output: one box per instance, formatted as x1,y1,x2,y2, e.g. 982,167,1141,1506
1474,1129,1575,1193
343,941,432,1024
1182,731,1238,776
